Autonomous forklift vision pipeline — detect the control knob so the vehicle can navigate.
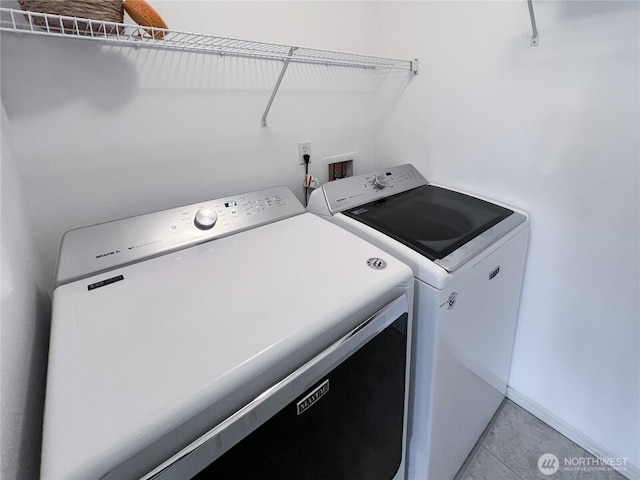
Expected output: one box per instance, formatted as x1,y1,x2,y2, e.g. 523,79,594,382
194,207,218,230
373,173,389,189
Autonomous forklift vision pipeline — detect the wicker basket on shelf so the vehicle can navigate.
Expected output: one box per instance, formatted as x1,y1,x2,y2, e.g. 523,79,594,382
18,0,124,34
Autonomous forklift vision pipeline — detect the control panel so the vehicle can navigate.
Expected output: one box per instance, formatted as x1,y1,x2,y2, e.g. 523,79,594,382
55,186,305,287
315,164,428,214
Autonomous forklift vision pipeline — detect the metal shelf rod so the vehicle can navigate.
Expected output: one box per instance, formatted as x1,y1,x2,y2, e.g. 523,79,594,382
262,47,296,128
527,0,539,46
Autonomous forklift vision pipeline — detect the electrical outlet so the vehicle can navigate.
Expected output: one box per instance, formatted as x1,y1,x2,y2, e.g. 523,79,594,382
298,142,311,165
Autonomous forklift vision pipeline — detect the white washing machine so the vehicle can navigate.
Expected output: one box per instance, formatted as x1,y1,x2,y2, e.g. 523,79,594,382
308,164,529,480
41,186,415,480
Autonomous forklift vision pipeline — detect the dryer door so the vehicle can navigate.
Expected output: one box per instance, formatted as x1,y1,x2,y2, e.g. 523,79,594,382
140,295,410,480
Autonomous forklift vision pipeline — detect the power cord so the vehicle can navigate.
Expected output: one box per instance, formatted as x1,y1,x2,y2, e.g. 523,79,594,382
303,153,310,207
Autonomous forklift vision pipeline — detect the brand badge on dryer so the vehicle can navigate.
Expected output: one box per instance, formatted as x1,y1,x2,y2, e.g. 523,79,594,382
297,379,329,415
87,275,124,291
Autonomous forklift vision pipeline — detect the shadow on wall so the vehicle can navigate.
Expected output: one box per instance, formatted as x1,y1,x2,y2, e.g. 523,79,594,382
17,288,51,479
1,35,137,119
374,69,416,131
558,0,636,19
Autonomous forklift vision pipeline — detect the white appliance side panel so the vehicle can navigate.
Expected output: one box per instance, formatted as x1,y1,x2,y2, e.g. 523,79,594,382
41,213,414,480
409,227,529,480
405,276,439,480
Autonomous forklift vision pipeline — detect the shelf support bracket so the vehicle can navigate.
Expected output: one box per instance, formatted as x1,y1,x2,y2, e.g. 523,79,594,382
411,58,419,75
527,0,539,46
261,46,297,127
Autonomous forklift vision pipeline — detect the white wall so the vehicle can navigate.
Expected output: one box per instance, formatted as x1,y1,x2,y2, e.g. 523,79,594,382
372,0,639,475
1,106,51,479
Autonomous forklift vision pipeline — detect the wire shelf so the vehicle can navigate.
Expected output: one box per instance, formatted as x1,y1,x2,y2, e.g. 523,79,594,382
1,7,418,126
0,7,417,71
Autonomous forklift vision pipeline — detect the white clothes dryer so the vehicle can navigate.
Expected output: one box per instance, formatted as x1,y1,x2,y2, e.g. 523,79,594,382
41,186,414,480
308,164,529,480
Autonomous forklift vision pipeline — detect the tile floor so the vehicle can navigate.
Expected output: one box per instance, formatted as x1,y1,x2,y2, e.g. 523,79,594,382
454,400,629,480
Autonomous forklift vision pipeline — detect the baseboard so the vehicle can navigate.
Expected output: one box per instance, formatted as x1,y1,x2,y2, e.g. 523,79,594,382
506,387,639,480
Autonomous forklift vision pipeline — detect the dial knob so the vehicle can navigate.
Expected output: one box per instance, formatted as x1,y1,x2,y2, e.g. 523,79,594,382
194,207,218,230
373,173,389,189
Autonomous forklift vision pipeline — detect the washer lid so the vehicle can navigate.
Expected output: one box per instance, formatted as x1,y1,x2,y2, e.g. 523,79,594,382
41,213,413,480
342,185,526,271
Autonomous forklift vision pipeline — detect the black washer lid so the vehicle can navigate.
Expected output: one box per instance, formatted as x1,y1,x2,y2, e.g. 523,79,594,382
343,185,522,268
